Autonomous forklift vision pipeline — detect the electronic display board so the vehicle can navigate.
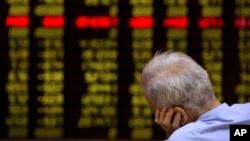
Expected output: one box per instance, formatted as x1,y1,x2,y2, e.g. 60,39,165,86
0,0,249,140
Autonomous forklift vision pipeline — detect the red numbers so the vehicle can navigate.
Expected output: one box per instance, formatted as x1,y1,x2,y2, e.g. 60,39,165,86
5,16,30,27
42,16,65,27
75,16,118,29
163,17,188,28
198,17,223,28
129,17,154,28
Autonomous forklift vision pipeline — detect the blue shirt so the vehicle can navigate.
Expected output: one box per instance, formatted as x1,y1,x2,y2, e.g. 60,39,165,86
165,103,250,141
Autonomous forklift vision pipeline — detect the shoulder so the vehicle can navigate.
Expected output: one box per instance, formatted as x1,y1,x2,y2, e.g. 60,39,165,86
167,121,229,141
229,103,250,115
230,102,250,109
166,103,250,141
229,102,250,120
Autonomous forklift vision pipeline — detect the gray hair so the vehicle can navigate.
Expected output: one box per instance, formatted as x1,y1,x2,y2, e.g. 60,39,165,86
141,51,216,114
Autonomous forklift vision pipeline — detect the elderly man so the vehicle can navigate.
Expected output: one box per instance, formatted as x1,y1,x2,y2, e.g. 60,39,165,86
141,51,250,141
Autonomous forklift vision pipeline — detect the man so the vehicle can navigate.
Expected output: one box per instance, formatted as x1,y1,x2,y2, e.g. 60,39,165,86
141,51,250,141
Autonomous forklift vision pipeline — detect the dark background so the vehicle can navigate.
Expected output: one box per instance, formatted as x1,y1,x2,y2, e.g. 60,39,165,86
0,0,249,140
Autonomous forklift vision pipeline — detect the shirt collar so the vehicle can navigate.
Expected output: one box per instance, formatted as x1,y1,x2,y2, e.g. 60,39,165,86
197,103,229,121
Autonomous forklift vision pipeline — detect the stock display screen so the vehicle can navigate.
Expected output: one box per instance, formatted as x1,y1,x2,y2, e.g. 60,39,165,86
0,0,249,140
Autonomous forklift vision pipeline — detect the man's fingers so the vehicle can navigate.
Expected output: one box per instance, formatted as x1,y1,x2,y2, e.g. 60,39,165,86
154,108,182,135
172,112,181,131
162,108,175,133
159,108,167,122
154,109,160,123
162,108,174,125
154,108,178,134
155,108,167,123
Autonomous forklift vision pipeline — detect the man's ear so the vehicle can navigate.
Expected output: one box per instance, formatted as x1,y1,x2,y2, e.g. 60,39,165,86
173,107,188,126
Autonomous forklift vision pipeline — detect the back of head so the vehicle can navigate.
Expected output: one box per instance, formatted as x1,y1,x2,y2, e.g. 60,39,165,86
141,51,216,115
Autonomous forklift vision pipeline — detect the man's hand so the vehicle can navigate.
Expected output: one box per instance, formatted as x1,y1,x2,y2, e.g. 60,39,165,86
154,108,182,134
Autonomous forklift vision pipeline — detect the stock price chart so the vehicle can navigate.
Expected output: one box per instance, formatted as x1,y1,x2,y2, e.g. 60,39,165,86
0,0,249,140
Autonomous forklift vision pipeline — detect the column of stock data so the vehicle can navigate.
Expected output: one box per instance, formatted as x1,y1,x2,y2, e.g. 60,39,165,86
164,0,188,52
234,0,250,102
200,0,223,101
0,0,249,140
32,0,65,138
64,0,119,139
4,0,30,138
128,0,154,140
